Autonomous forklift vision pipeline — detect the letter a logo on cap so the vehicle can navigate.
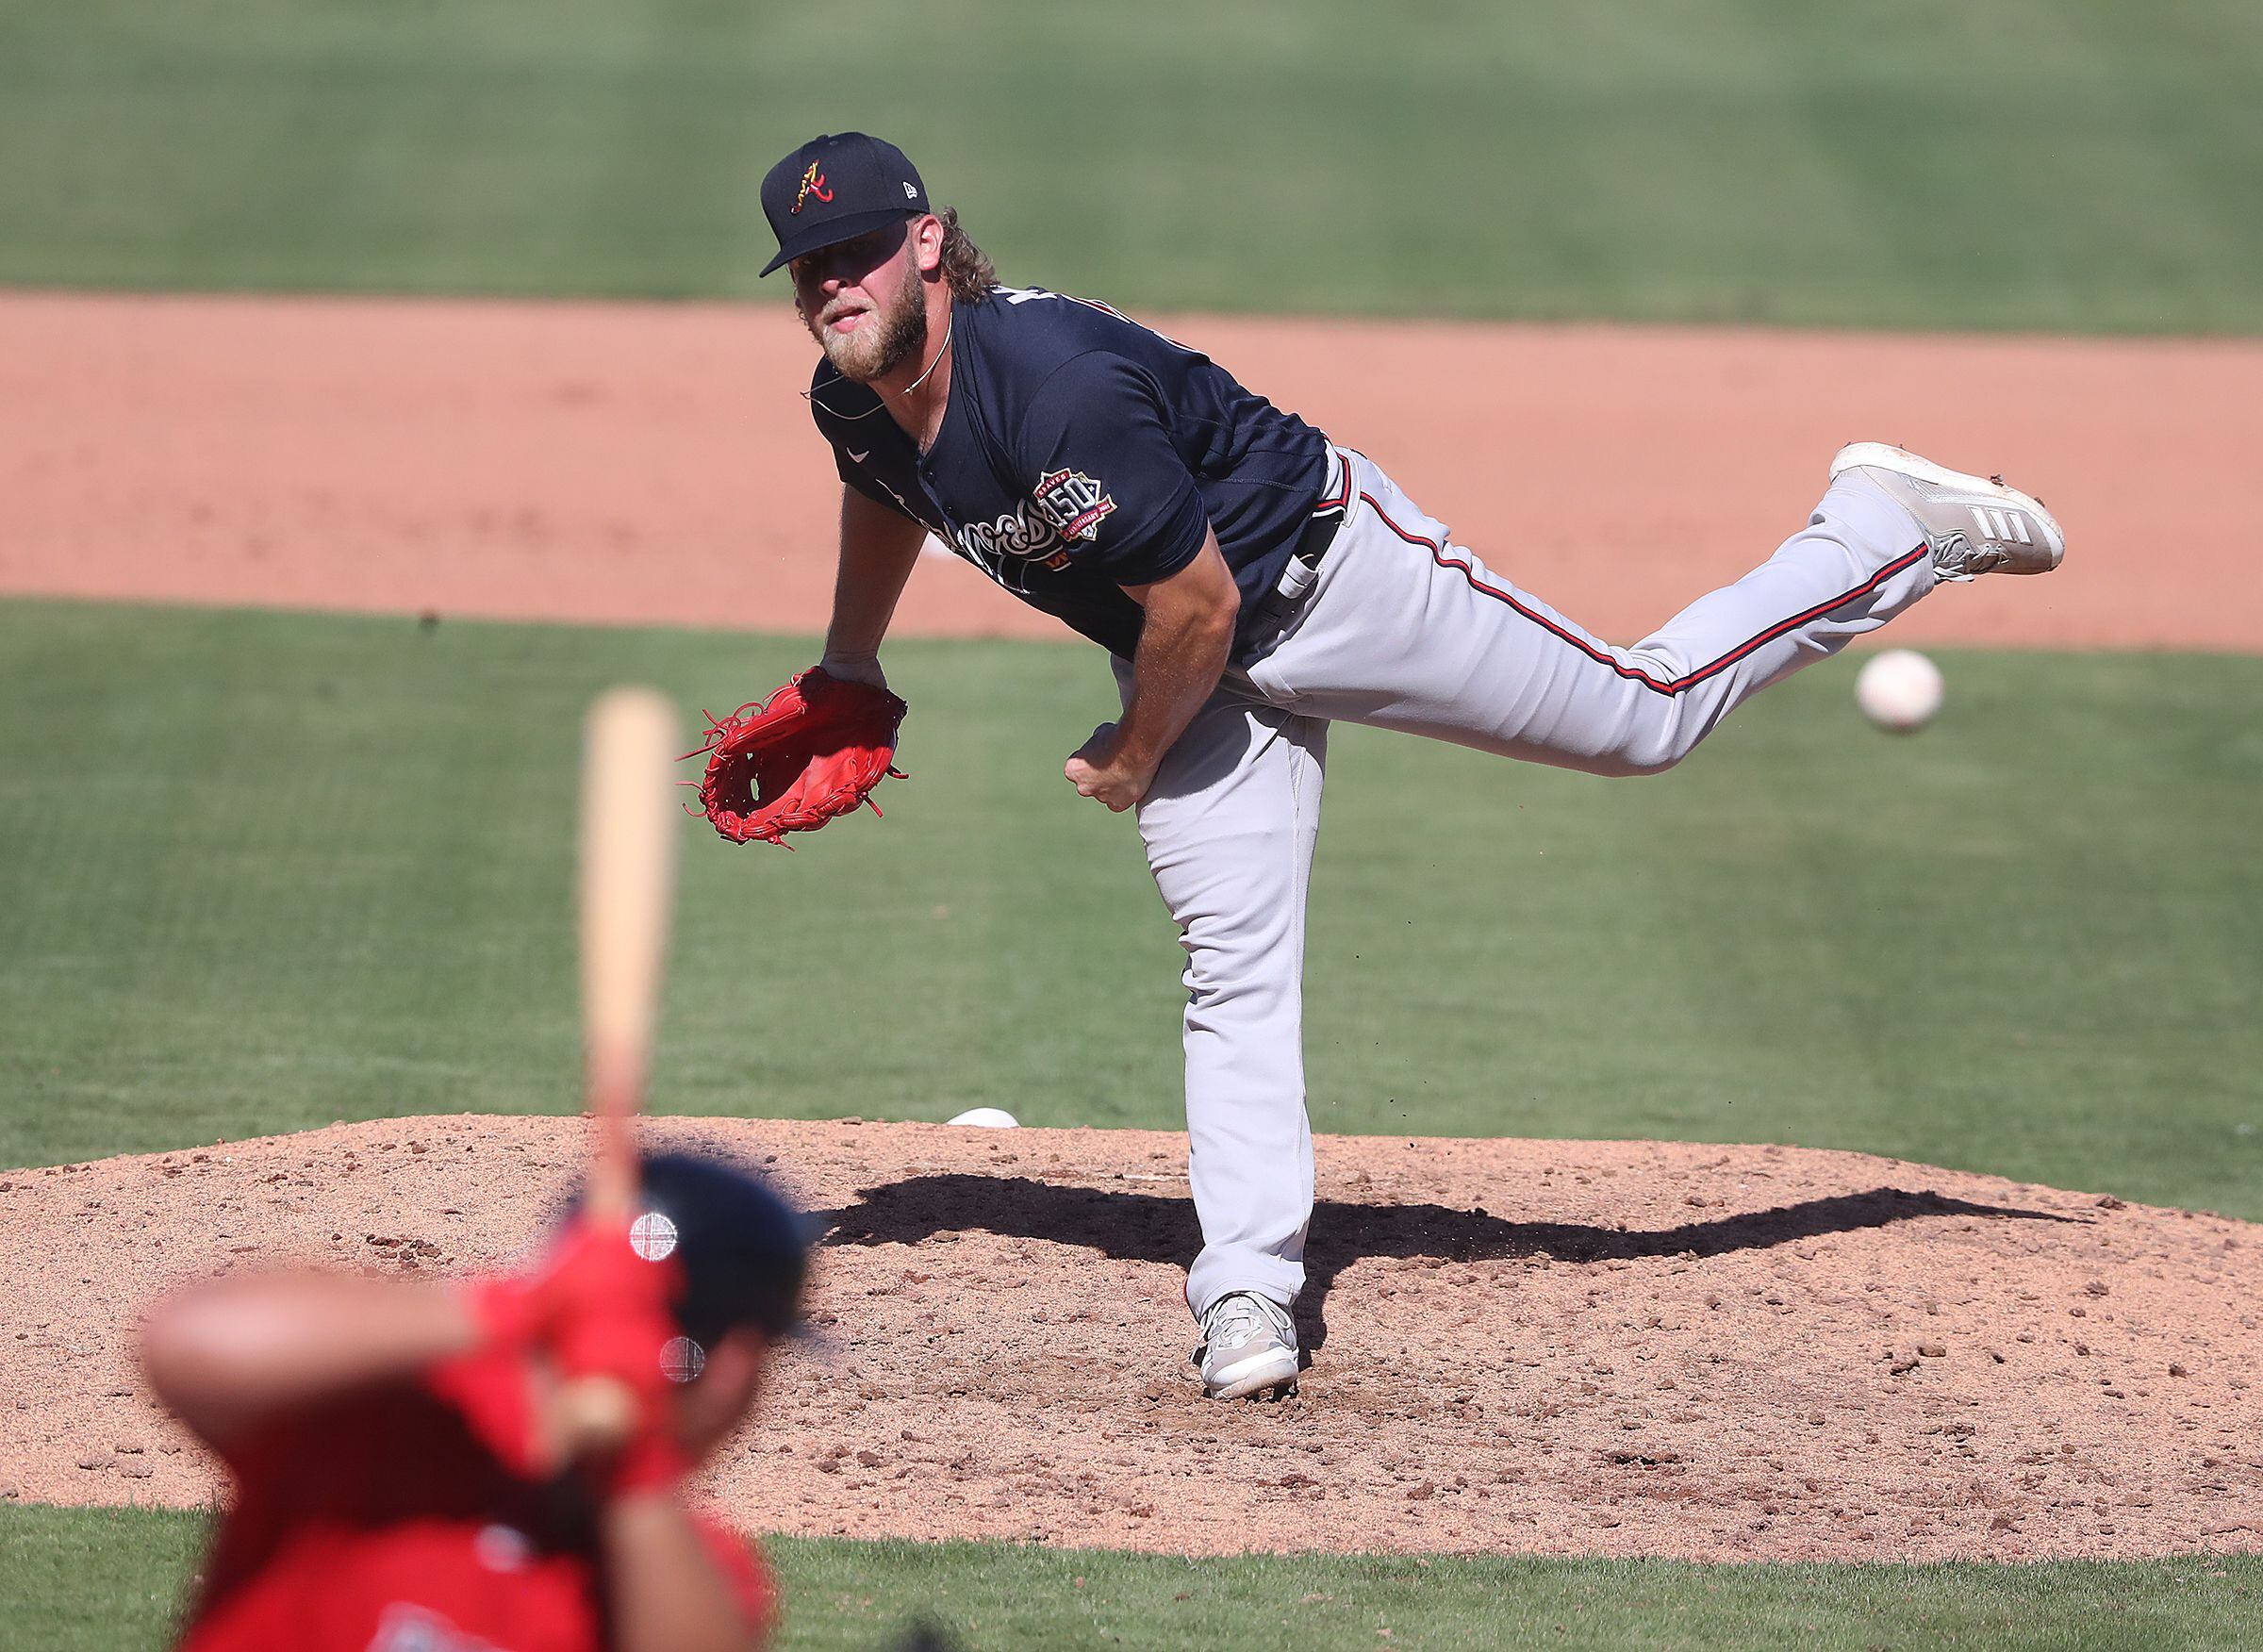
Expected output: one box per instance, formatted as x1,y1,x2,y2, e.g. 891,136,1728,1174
793,162,833,214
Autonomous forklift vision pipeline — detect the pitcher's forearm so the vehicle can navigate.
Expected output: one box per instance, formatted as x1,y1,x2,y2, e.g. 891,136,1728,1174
1115,597,1235,770
825,487,927,666
1113,535,1242,771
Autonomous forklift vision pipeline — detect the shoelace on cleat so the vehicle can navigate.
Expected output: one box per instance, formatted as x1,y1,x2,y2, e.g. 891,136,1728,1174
1200,1293,1292,1357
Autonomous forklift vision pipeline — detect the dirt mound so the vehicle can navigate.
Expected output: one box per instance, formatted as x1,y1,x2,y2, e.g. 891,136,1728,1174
3,1116,2257,1561
6,290,2263,653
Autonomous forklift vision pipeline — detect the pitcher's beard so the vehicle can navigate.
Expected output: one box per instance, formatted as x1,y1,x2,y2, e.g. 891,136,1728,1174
818,277,929,384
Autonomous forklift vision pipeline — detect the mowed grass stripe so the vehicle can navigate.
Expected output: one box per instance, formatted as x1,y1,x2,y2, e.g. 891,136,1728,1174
1,602,2257,1221
0,1,2260,330
4,1505,2260,1651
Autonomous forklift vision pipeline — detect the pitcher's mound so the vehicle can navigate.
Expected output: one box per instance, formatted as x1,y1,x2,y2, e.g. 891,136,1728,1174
3,1116,2257,1561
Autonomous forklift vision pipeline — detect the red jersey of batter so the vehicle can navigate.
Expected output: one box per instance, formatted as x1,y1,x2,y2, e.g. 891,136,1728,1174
175,1344,771,1651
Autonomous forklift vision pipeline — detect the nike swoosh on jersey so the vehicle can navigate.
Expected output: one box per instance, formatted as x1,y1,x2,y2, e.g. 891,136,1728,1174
847,449,871,464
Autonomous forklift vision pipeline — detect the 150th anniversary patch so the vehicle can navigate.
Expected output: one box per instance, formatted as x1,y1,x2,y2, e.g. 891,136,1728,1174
948,468,1118,591
1033,469,1117,542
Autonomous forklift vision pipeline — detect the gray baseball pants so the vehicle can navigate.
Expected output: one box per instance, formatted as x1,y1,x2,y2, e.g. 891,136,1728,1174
1119,446,1939,1319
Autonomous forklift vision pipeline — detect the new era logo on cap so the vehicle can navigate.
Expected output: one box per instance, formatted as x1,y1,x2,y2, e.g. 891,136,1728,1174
760,132,930,275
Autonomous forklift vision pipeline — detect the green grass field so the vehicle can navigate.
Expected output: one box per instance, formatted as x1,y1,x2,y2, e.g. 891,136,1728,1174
6,602,2259,1645
6,2,2258,1640
5,1506,2259,1651
3,602,2257,1216
3,0,2261,330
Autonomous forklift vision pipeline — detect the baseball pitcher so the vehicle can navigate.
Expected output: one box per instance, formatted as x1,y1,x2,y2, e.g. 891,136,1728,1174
719,131,2063,1401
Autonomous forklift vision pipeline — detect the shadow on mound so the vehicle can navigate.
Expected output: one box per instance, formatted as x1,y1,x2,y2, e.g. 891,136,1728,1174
821,1177,2075,1355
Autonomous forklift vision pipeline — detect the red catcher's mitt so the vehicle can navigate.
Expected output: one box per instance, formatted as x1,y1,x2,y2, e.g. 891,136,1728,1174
687,669,908,846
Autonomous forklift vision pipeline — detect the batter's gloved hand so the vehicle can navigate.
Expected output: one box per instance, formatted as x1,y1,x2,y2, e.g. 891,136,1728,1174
467,1212,680,1348
476,1214,693,1495
552,1281,690,1497
687,668,908,846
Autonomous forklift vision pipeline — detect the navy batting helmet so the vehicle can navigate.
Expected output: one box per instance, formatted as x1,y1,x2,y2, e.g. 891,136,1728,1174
565,1150,813,1351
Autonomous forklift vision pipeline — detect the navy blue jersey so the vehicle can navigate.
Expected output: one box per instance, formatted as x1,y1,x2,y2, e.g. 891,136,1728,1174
808,286,1331,662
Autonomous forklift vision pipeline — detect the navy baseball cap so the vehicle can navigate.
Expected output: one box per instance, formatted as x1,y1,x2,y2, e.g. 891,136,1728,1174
760,132,929,277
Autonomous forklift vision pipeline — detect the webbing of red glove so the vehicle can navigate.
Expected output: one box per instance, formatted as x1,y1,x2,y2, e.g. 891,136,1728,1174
688,668,907,847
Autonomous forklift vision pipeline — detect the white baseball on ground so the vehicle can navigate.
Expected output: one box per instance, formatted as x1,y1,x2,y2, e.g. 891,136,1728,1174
1855,648,1944,733
946,1107,1019,1129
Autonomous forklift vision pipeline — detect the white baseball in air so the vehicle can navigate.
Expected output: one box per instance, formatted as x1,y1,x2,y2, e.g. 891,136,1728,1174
1856,649,1943,733
946,1107,1020,1129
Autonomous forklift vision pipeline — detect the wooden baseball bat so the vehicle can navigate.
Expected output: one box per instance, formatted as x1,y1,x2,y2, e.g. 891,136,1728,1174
556,686,682,1454
579,685,680,1214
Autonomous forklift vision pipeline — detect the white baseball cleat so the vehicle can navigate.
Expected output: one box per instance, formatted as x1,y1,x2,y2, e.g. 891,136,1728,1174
1193,1291,1300,1400
1828,442,2065,580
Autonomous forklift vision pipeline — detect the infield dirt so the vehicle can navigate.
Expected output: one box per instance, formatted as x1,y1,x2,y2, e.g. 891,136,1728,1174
5,1116,2258,1562
6,290,2263,651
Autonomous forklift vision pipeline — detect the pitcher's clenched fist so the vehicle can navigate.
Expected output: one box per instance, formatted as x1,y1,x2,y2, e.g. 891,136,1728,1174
1064,723,1155,812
